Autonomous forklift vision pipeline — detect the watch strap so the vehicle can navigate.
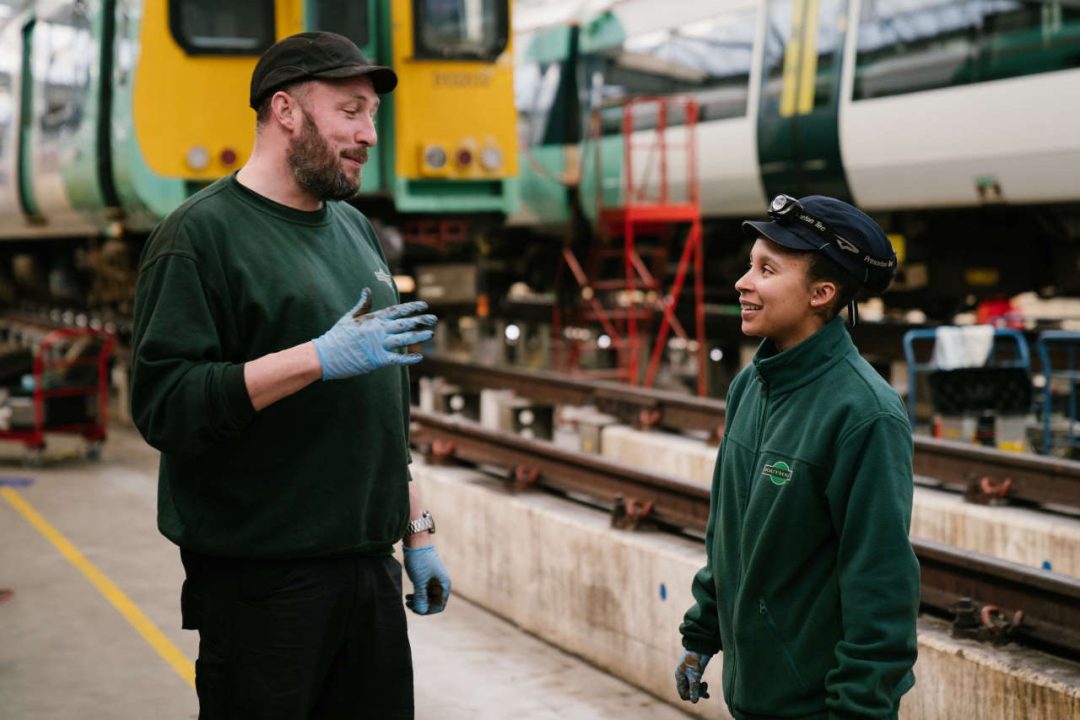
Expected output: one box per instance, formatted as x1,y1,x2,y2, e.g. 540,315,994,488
405,511,435,536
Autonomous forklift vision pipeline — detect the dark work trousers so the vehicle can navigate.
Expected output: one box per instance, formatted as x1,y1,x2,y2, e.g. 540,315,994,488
180,549,414,720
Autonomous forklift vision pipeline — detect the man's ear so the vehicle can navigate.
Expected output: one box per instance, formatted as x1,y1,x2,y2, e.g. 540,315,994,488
270,91,300,132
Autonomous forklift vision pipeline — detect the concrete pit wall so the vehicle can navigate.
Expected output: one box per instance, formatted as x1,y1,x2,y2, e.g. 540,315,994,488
600,426,1080,577
412,460,1080,720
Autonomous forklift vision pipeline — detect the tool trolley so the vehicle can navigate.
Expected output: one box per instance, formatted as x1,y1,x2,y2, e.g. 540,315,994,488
0,326,115,465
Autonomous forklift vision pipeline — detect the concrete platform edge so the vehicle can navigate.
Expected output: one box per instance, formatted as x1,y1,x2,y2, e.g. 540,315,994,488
411,460,1080,720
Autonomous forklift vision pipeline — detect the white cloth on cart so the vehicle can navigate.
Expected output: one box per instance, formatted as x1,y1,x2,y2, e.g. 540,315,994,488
931,325,995,370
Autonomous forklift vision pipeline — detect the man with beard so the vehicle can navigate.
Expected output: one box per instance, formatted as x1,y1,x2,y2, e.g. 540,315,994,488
130,32,450,719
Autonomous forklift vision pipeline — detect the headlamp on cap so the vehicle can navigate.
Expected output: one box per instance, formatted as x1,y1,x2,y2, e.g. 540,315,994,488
767,194,896,276
750,194,899,326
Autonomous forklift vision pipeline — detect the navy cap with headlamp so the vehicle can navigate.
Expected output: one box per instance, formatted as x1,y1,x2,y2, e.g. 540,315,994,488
742,195,897,296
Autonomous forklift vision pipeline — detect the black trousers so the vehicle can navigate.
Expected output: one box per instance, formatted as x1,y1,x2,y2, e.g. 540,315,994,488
180,550,414,720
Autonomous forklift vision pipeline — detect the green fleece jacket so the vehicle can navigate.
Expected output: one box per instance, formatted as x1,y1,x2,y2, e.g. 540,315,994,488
680,317,919,719
130,175,412,559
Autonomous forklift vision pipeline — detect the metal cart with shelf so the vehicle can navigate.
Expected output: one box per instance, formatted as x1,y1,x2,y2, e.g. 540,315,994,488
902,327,1033,449
0,327,115,465
1035,330,1080,456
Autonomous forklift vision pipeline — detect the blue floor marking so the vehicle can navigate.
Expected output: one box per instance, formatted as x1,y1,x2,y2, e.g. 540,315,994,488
0,477,34,487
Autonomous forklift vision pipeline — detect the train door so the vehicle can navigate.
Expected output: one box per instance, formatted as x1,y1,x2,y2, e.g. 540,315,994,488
513,23,580,226
20,0,110,232
304,0,387,194
757,0,852,200
0,5,27,228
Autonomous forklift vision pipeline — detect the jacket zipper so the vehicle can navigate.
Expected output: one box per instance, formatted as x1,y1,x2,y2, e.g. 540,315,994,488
745,375,769,518
730,375,770,710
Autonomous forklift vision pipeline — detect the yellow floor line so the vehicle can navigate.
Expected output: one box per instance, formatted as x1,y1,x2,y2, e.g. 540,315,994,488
1,487,195,688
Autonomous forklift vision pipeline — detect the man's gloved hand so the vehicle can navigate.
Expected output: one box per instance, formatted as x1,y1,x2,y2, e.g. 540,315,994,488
675,649,712,703
312,288,437,380
403,545,451,615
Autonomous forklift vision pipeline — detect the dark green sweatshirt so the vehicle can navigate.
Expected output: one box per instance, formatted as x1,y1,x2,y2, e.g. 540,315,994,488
130,175,412,559
680,317,919,719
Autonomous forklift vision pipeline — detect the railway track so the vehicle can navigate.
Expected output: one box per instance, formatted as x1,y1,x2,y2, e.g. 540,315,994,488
411,407,1080,660
418,357,1080,513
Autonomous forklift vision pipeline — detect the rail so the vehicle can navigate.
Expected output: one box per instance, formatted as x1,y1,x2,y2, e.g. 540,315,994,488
421,357,725,435
413,408,710,530
417,357,1080,512
411,407,1080,660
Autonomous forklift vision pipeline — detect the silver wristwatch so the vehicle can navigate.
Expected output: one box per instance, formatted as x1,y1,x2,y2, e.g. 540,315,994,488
405,511,436,537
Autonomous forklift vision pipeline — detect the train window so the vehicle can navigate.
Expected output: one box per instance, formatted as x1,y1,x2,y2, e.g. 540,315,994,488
413,0,509,60
977,0,1080,82
854,0,979,99
808,0,848,110
855,0,1075,99
855,0,1079,100
760,0,847,116
517,62,563,145
311,0,370,49
760,0,797,116
37,3,93,139
589,8,758,133
169,0,275,56
517,25,580,146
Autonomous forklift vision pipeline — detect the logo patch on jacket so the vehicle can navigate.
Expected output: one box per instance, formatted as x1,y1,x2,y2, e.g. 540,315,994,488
374,269,395,288
761,461,793,486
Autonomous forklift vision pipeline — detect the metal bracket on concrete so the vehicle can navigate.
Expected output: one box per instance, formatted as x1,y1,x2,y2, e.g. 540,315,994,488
949,596,1025,645
511,465,540,491
611,496,655,531
964,475,1013,505
950,597,981,639
636,409,662,431
980,604,1025,644
426,439,457,464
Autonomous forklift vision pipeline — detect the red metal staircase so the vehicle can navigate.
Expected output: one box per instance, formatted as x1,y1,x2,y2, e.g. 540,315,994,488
553,96,706,395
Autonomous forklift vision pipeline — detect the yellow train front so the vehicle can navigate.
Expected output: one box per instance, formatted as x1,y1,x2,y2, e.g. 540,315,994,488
0,0,517,307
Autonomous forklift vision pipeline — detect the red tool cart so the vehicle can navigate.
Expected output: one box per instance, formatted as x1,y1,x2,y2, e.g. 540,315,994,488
0,327,115,465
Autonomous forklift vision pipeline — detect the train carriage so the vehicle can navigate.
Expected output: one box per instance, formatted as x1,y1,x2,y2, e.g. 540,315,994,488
514,0,1080,314
0,0,518,314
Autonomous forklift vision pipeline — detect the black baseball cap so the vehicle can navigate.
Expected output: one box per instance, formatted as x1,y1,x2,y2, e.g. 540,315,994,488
742,194,897,295
249,31,398,108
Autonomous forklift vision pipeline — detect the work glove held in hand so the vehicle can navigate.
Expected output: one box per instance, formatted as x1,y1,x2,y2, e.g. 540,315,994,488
403,545,451,615
313,288,437,380
675,649,712,703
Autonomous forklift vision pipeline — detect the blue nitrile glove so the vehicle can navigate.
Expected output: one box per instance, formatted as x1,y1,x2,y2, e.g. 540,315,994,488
312,288,436,380
403,545,451,615
675,650,712,703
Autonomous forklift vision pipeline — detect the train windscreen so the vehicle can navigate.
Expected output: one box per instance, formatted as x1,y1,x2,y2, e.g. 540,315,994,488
413,0,509,60
169,0,275,55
